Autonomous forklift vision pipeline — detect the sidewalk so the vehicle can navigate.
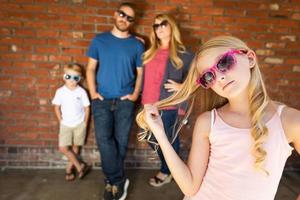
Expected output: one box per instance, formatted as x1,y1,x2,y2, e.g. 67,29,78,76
0,169,299,200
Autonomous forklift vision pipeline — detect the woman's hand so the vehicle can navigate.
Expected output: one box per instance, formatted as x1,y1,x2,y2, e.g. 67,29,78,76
164,79,182,92
144,104,165,138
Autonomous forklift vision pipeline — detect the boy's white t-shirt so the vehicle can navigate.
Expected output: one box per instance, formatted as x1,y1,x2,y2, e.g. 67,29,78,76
52,85,90,127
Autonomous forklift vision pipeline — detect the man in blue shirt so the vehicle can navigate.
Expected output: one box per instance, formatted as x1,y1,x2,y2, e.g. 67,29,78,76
86,2,144,200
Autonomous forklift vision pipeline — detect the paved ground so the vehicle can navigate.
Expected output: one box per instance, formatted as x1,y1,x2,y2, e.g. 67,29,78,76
0,169,299,200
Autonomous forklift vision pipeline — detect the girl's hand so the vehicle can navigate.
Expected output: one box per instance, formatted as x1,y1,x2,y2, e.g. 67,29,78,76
144,104,165,138
164,79,182,92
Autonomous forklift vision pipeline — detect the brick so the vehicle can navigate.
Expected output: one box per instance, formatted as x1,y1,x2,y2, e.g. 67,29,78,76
213,1,236,8
246,10,268,18
23,21,49,29
48,5,73,14
0,28,11,35
256,49,274,56
97,9,114,16
293,66,300,72
26,55,48,62
224,9,246,16
35,46,58,54
72,7,98,15
35,14,59,21
60,15,83,23
1,53,24,60
14,62,36,68
266,42,285,48
14,29,36,37
37,30,59,38
86,0,106,7
280,35,296,42
236,2,261,10
0,20,21,27
49,55,72,62
201,8,224,15
190,15,212,23
286,59,300,65
84,16,107,24
0,37,23,44
18,133,39,140
24,38,47,45
73,32,86,40
292,13,300,20
264,57,284,64
61,48,83,55
27,68,49,76
269,3,279,11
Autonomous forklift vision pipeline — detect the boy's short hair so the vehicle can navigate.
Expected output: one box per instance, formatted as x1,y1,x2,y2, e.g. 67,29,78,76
64,63,84,76
118,2,136,14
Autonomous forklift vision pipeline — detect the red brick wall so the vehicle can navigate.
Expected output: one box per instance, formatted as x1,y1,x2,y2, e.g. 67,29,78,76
0,0,299,169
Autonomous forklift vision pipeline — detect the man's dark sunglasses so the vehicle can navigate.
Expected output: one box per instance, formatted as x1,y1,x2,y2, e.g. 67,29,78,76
117,10,135,23
152,20,168,30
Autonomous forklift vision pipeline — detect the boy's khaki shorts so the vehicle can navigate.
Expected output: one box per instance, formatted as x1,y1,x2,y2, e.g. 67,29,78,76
59,122,87,147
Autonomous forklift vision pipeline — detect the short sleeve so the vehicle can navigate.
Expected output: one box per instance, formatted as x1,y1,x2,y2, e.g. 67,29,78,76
81,90,90,107
135,41,144,68
87,37,99,60
52,90,61,105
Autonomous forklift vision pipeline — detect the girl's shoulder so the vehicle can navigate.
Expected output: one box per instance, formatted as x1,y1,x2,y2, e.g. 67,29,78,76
194,111,212,138
280,103,300,143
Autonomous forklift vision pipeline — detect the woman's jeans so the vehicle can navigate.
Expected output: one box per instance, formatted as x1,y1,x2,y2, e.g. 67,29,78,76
149,109,180,175
92,98,135,184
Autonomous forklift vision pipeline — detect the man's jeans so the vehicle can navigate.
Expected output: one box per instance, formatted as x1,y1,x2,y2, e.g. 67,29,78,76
149,109,180,175
92,98,135,184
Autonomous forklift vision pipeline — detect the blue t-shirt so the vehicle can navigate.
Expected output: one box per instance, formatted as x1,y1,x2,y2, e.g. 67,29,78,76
87,32,144,99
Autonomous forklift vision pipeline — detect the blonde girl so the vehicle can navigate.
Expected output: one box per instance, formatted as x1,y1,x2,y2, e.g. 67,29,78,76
137,36,300,200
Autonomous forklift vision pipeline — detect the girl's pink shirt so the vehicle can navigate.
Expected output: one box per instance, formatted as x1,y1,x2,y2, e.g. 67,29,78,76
184,105,293,200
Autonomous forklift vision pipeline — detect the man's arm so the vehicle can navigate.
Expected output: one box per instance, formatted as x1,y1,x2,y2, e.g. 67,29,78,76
86,57,103,100
121,67,143,101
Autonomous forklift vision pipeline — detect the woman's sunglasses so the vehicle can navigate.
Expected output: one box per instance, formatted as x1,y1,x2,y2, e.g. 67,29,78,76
64,74,81,82
196,49,247,89
152,20,168,31
117,10,135,23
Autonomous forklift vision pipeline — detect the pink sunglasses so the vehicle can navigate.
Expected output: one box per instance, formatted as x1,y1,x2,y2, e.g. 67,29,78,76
196,49,247,89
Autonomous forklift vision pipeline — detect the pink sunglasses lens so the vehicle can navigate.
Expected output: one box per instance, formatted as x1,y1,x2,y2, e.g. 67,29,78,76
217,54,235,72
198,71,215,88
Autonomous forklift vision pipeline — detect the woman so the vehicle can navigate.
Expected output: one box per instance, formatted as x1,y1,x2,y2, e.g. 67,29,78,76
141,13,194,187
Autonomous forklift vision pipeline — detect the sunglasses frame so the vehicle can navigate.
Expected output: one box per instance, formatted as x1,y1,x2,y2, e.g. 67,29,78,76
63,74,81,82
117,10,135,23
152,20,168,31
196,49,247,89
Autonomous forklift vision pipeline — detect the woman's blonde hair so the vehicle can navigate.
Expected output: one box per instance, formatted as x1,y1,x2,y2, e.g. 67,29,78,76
142,14,186,69
137,35,270,173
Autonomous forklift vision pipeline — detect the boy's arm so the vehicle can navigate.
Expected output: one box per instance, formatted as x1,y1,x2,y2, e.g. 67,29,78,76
54,105,62,123
84,106,90,125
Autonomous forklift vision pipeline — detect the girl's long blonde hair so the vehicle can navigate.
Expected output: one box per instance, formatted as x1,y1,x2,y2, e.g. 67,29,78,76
142,14,186,69
137,36,270,173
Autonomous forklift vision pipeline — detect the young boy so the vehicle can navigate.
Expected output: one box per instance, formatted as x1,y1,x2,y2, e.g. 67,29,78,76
52,63,91,181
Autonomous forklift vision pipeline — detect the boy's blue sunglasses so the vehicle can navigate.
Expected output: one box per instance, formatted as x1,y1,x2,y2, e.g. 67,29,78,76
63,74,81,82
